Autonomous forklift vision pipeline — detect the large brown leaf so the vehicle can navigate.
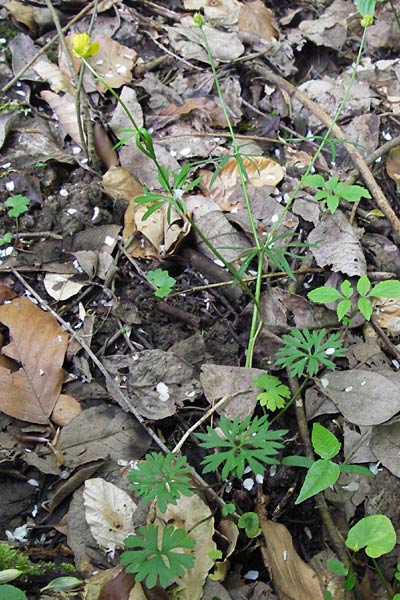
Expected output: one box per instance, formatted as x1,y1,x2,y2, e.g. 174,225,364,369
0,297,68,424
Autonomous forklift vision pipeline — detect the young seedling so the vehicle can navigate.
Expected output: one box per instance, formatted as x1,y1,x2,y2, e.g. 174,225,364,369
120,523,195,589
303,174,371,214
147,269,176,299
283,423,373,504
196,414,288,479
253,373,291,411
1,194,30,247
238,512,260,538
0,584,27,600
127,452,192,513
308,275,400,321
275,328,346,378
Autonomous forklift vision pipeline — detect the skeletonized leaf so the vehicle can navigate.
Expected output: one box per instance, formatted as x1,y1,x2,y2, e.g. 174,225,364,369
84,478,137,551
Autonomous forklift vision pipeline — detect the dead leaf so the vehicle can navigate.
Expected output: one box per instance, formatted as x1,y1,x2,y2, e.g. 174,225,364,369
102,166,143,202
371,421,400,477
87,34,138,90
160,96,227,128
386,146,400,189
0,297,68,424
0,111,20,151
32,57,74,94
109,86,144,139
307,211,367,276
40,91,83,146
200,364,268,420
51,393,81,427
167,17,245,64
317,370,400,426
238,1,278,41
103,351,201,420
183,0,241,25
258,504,324,600
44,273,87,301
373,297,400,333
84,478,137,551
5,0,35,31
299,16,347,50
157,493,216,600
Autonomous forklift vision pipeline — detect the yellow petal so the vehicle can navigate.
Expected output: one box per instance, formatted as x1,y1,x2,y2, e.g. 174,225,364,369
72,33,99,58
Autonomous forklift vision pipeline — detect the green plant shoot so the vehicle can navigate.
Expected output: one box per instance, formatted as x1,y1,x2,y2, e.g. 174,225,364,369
308,275,400,321
345,515,396,558
303,174,371,214
147,269,176,298
120,523,195,589
253,373,291,411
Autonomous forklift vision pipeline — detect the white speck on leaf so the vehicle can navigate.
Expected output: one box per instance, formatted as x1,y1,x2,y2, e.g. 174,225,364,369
325,347,336,355
156,382,170,402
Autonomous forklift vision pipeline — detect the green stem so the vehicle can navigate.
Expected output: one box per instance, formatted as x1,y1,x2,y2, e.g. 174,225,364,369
371,557,393,599
198,24,264,366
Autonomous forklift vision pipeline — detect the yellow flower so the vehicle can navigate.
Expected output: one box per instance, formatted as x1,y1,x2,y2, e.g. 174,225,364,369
72,33,99,58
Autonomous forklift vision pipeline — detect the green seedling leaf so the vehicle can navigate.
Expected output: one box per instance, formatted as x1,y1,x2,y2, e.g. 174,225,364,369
307,286,343,304
0,233,13,247
345,515,396,558
147,269,176,298
344,573,356,590
253,373,291,411
5,195,30,218
222,503,236,517
0,570,22,584
120,523,195,589
340,279,353,298
197,414,287,479
238,512,260,538
370,279,400,298
295,459,340,504
128,452,192,513
41,577,81,592
281,455,314,469
208,549,223,561
338,184,371,202
356,274,371,296
357,297,373,320
0,585,27,600
337,299,352,322
327,557,348,576
326,194,340,214
311,423,341,459
323,592,333,600
303,174,326,188
339,464,374,477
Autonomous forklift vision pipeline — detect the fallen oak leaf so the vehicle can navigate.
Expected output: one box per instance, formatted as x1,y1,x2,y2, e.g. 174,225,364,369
0,297,68,424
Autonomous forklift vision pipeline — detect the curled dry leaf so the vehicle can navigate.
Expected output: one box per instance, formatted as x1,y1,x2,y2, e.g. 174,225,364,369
386,146,400,189
183,0,241,25
0,297,68,424
84,478,137,551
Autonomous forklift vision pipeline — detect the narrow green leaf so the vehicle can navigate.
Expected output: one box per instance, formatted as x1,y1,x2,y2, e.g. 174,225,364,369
337,299,352,322
356,275,371,296
311,423,341,459
357,297,373,320
295,459,340,504
307,287,343,304
339,464,374,477
370,280,400,298
281,455,314,468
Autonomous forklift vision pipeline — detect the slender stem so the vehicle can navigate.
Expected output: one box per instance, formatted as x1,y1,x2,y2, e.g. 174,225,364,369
371,557,393,599
267,25,369,240
389,0,400,35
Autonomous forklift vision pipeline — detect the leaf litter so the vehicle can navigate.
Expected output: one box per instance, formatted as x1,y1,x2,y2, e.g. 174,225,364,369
2,0,400,598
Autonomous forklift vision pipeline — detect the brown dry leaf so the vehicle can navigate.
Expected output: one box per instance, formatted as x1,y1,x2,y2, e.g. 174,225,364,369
32,57,74,94
160,96,227,128
4,0,35,31
200,157,284,210
373,296,400,333
51,393,81,427
87,34,138,90
386,146,400,189
238,0,278,41
40,91,83,146
0,297,68,424
183,0,241,25
102,166,143,202
258,507,324,600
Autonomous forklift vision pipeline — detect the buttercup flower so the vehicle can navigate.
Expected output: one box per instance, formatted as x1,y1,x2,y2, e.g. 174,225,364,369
72,33,99,59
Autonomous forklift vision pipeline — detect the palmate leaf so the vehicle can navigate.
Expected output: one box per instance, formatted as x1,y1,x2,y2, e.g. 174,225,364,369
121,523,195,588
197,414,287,479
275,328,346,377
127,453,192,513
253,373,291,411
